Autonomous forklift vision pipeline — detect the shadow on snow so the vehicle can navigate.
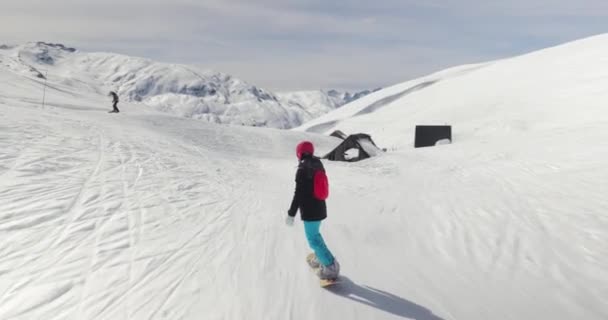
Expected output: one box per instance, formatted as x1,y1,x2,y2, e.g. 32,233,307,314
325,276,446,320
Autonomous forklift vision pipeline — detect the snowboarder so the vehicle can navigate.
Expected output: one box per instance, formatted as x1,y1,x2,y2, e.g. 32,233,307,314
109,91,119,113
286,141,340,280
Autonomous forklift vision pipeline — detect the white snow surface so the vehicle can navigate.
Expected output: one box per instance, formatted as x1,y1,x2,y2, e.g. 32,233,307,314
0,42,370,129
1,35,608,320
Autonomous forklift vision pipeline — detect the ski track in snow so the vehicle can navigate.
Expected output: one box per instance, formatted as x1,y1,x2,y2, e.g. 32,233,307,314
0,106,260,319
2,102,606,320
0,102,456,320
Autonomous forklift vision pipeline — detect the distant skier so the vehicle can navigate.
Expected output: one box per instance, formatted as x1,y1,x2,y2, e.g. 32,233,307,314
108,91,119,113
286,141,340,280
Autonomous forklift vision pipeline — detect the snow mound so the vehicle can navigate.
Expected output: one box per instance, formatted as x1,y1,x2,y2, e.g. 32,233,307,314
297,34,608,149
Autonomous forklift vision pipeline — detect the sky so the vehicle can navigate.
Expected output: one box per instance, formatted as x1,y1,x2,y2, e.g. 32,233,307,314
1,0,607,91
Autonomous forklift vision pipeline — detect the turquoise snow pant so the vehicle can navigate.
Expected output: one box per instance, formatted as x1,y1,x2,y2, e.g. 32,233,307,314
303,221,335,266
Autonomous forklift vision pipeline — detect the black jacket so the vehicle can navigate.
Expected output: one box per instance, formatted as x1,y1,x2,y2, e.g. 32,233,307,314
288,155,327,221
110,92,119,103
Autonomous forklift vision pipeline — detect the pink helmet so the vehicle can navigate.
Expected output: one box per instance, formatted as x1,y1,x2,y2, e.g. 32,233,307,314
296,141,314,159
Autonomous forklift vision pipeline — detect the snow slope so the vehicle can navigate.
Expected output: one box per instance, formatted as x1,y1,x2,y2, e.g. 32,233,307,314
297,34,608,150
1,35,608,320
0,43,372,129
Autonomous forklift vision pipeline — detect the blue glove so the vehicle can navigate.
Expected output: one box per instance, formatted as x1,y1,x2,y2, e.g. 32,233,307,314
285,215,295,226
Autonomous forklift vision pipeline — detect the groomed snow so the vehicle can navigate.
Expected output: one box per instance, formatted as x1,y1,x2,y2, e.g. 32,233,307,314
1,35,607,320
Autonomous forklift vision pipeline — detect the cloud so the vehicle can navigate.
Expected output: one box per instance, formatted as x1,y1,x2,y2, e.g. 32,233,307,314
204,45,465,91
1,0,606,90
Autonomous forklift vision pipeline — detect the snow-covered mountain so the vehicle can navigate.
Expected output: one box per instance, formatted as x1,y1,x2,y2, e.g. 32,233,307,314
276,88,380,121
1,35,607,320
0,42,373,128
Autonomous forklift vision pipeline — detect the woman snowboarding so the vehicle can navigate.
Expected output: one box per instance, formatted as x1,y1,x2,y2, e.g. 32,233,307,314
286,141,340,280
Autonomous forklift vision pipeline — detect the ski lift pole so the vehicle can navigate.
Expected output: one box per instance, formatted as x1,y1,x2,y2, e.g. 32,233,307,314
41,69,48,108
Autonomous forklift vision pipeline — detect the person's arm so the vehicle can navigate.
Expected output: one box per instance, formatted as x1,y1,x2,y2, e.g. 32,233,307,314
288,167,304,217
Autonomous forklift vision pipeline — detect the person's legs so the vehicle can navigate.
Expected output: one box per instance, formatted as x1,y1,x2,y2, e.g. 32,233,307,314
303,221,334,266
113,101,119,112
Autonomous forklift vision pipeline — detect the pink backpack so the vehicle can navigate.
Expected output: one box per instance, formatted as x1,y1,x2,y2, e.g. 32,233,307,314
313,169,329,200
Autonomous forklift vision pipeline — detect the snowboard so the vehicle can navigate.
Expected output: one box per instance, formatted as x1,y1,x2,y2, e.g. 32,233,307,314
319,278,341,287
306,253,341,287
